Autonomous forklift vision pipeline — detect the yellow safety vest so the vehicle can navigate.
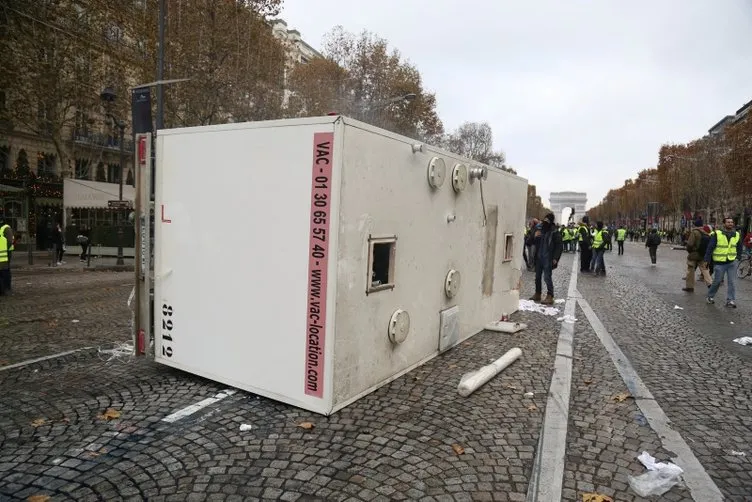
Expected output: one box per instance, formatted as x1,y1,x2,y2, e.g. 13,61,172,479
562,228,570,241
0,229,8,265
593,230,605,249
0,224,13,251
712,230,739,263
578,225,587,242
616,228,626,241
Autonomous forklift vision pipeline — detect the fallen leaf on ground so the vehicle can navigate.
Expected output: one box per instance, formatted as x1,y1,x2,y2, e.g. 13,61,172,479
60,417,70,423
97,408,121,421
612,392,633,403
296,422,315,430
583,378,593,385
27,495,51,502
582,493,613,502
527,404,538,412
30,418,46,427
448,364,458,369
451,443,465,455
503,383,518,390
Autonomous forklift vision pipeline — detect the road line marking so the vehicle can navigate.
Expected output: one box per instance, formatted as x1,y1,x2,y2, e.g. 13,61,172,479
0,347,94,372
527,257,578,502
577,296,724,502
161,389,237,423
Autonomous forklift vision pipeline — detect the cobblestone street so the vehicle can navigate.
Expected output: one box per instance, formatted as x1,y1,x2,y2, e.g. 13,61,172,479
1,243,751,501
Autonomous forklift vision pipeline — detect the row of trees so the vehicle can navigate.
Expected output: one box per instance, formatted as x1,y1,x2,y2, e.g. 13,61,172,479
1,0,549,217
589,104,752,228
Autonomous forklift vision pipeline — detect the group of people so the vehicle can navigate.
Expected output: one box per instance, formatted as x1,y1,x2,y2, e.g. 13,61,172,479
523,211,751,309
0,215,93,297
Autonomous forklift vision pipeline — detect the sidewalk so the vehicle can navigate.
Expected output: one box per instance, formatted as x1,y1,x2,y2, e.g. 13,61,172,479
10,252,134,273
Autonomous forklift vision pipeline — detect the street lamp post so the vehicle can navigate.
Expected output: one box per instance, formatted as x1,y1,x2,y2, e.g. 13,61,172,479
100,87,127,266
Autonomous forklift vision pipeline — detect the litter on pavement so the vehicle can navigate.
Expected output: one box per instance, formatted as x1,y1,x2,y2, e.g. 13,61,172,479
518,299,559,316
557,315,577,324
485,321,527,333
628,451,684,497
729,450,746,456
458,348,522,397
554,299,566,304
239,424,253,432
673,305,684,310
733,337,752,346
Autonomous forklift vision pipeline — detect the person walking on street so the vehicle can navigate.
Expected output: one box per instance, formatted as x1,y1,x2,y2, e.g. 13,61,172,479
645,228,661,265
53,222,65,266
682,218,712,292
616,225,627,255
529,212,563,305
0,214,14,295
590,221,607,275
578,216,592,272
77,226,91,262
705,217,742,307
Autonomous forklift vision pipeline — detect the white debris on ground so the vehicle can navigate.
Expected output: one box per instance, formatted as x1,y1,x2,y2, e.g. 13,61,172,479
98,342,135,363
733,337,752,346
628,451,684,497
673,305,684,310
518,299,559,316
729,450,746,456
557,315,577,324
524,392,534,397
485,321,527,333
239,424,253,432
554,299,566,304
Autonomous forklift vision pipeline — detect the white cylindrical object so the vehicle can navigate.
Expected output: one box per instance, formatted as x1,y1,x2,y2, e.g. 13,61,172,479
457,347,522,397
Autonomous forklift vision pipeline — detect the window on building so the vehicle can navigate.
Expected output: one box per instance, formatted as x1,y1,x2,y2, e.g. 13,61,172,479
74,109,89,139
0,145,9,176
75,158,90,179
367,236,397,293
36,152,56,178
93,162,105,181
107,163,121,183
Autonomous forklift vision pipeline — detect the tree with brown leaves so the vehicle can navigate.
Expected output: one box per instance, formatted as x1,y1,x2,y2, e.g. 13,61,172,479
286,26,443,142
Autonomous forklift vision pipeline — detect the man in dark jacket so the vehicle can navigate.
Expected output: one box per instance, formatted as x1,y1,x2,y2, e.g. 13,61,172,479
704,217,743,307
530,212,563,305
578,216,592,273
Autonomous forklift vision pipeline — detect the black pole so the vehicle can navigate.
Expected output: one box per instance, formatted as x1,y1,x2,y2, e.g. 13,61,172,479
156,0,166,130
117,124,125,266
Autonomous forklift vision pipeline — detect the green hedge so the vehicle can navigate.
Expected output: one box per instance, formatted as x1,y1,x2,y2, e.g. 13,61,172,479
65,225,135,247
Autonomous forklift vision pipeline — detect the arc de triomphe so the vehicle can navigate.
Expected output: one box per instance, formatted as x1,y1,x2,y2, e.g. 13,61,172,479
549,192,587,222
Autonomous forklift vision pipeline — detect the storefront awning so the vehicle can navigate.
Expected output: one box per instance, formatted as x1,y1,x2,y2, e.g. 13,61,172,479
0,184,25,194
63,179,135,208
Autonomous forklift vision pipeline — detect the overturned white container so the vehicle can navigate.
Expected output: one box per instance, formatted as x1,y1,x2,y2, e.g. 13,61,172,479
154,116,527,415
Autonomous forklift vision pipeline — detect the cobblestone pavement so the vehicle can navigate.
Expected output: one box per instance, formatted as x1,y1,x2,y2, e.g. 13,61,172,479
576,242,752,500
1,251,751,501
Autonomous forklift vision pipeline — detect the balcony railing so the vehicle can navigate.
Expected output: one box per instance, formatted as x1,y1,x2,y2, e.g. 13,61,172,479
71,131,134,152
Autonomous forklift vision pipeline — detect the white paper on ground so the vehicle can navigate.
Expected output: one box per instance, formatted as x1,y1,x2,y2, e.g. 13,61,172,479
239,424,252,432
674,305,684,310
485,321,527,333
733,337,752,346
556,315,577,324
629,451,684,497
554,299,566,304
518,299,559,316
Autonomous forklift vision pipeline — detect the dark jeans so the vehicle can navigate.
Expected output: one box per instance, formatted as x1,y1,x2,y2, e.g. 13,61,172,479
535,261,554,296
580,247,592,272
648,246,657,264
80,243,88,260
617,240,624,255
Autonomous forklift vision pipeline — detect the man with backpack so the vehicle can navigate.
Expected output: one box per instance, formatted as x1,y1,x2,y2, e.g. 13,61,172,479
683,218,712,292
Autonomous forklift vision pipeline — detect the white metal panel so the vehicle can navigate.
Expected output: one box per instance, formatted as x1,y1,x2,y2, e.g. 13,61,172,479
154,118,340,414
331,119,526,407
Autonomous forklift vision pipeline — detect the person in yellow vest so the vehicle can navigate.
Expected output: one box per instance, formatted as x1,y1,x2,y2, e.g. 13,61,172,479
0,220,11,296
704,217,742,307
590,221,608,276
577,216,592,272
0,215,13,295
616,225,627,255
561,225,571,253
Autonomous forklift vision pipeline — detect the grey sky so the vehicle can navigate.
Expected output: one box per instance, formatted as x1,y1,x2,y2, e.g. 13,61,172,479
280,0,752,208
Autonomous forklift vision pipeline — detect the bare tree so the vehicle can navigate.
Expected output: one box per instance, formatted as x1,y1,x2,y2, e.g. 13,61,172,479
445,121,505,167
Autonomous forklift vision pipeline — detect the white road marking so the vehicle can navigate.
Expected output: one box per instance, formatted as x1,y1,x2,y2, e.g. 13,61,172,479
161,389,237,423
527,258,579,502
577,297,724,502
0,347,94,372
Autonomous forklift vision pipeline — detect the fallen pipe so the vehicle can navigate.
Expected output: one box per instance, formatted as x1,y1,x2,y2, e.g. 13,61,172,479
457,347,522,397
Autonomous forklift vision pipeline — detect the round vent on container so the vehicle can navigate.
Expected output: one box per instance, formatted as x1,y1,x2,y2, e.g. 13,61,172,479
388,309,411,344
452,163,468,192
445,269,461,298
427,157,446,189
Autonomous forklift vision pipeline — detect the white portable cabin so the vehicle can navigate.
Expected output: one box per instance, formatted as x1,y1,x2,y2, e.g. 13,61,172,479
154,116,528,415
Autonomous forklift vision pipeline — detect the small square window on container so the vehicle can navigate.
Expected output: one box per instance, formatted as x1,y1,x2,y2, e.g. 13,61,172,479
503,234,515,262
367,236,396,294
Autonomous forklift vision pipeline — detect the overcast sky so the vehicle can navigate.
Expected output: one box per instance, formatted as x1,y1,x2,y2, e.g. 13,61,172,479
280,0,752,209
